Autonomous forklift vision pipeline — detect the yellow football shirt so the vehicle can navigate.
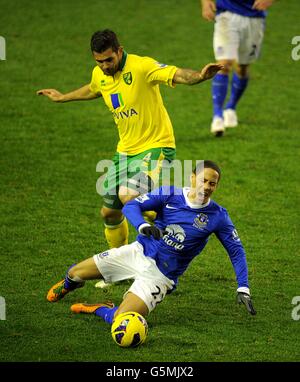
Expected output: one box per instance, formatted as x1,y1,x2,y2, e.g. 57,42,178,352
89,52,178,155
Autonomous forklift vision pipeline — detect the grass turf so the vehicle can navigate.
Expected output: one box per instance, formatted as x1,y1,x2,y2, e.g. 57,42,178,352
0,0,299,362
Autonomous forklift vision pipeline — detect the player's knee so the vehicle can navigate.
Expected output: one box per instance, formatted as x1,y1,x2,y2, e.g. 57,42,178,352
118,184,140,206
218,60,234,74
68,264,81,279
118,193,136,205
68,263,89,279
114,292,150,319
236,64,249,78
68,259,102,280
114,305,149,320
100,206,123,222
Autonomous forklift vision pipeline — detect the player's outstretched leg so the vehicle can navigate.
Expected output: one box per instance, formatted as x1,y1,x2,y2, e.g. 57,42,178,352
47,258,101,302
71,301,118,324
47,278,85,302
223,108,238,128
210,72,228,137
224,67,249,128
47,265,85,302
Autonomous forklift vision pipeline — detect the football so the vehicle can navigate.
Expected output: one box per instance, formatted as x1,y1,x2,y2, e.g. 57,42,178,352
111,311,148,348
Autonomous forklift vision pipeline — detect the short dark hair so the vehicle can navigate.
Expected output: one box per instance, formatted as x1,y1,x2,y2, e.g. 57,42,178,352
90,29,120,53
193,160,221,182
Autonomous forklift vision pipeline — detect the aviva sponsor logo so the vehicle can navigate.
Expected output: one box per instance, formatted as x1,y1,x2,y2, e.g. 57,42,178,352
113,108,138,120
110,92,138,120
110,93,124,109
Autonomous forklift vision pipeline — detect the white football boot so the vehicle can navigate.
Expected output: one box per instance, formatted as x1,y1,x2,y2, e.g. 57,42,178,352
210,116,225,137
223,109,238,128
95,280,111,289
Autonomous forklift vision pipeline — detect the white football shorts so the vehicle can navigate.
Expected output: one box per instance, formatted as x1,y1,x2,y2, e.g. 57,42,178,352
93,241,175,313
213,11,265,64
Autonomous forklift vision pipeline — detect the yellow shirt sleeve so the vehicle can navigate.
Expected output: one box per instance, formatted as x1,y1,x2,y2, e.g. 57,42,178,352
142,57,178,88
89,66,102,96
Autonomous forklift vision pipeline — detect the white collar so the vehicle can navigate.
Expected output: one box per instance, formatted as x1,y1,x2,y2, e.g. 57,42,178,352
183,187,211,209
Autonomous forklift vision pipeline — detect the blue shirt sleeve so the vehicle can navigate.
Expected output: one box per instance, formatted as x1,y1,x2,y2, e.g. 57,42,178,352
122,186,171,231
215,209,249,288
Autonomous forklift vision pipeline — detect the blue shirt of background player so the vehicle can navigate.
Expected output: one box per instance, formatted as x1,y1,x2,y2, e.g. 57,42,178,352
216,0,266,18
123,185,249,291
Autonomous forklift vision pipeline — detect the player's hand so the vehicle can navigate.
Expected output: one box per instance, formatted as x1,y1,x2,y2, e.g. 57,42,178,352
36,88,65,102
253,0,274,11
140,225,164,240
199,63,224,81
201,0,216,21
237,292,257,315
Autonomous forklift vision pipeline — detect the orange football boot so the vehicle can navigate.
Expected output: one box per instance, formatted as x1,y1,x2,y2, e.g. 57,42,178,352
70,301,115,314
47,279,71,302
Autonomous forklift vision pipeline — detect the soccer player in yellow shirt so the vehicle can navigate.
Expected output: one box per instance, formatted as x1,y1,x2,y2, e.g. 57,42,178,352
37,29,223,250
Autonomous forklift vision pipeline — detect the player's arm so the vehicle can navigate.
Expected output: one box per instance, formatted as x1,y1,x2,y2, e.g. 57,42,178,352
122,189,168,240
252,0,274,11
200,0,216,21
215,214,256,315
36,84,100,102
173,63,223,85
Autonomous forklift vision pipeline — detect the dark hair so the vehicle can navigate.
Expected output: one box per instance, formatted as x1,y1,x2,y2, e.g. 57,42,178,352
90,29,120,53
193,160,221,182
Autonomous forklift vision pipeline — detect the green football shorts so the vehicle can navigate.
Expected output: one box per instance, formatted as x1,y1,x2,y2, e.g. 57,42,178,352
100,147,176,210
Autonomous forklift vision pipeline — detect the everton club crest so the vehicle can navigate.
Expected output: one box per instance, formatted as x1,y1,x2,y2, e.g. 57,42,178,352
193,213,209,230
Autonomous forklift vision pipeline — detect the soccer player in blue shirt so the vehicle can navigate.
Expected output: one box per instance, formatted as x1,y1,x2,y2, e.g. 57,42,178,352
200,0,274,136
47,160,256,327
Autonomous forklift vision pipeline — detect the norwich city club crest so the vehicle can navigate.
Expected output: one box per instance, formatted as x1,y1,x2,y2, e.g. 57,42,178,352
123,72,132,85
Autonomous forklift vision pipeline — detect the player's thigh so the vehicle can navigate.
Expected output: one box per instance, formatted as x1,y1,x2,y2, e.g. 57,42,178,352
125,147,176,194
126,277,171,314
235,63,249,78
122,255,175,315
118,185,139,205
93,242,144,283
125,149,161,195
115,291,149,318
238,17,265,64
217,59,235,74
69,257,102,280
213,11,239,61
100,205,123,223
101,152,124,211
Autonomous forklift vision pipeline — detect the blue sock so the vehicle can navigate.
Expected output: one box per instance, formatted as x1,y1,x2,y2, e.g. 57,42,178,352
64,264,84,290
225,72,248,110
95,306,118,324
212,73,229,118
64,275,81,290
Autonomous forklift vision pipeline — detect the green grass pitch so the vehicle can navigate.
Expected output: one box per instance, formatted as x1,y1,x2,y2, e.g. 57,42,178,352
0,0,299,362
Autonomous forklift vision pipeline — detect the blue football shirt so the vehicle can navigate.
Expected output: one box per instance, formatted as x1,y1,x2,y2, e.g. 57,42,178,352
123,186,249,290
216,0,266,18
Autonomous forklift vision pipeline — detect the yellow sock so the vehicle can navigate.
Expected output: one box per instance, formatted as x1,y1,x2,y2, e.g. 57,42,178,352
104,218,129,248
142,211,157,225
